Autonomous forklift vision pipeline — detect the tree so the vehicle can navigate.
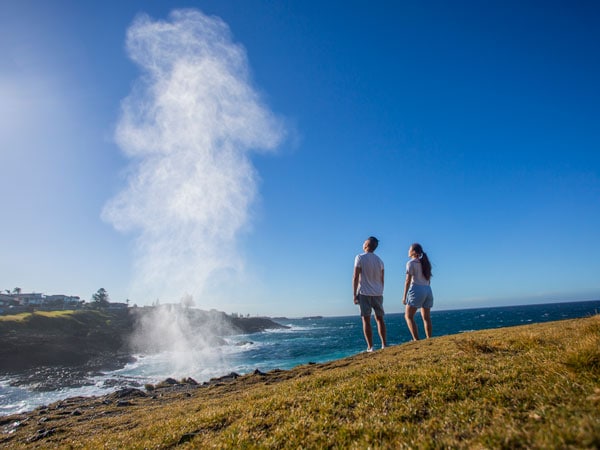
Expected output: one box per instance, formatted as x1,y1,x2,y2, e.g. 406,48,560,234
92,288,110,308
180,294,194,309
12,287,21,295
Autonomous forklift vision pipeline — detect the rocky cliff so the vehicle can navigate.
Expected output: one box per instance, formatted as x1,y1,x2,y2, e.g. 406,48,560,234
0,308,286,374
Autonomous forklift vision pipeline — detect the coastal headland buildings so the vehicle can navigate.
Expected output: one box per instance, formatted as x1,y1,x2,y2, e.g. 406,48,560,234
0,292,126,315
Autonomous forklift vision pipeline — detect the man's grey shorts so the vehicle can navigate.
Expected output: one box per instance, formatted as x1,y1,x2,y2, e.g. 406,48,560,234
358,294,384,317
406,284,434,309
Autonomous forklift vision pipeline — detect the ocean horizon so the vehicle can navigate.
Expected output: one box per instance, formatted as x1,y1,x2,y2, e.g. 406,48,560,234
1,299,599,417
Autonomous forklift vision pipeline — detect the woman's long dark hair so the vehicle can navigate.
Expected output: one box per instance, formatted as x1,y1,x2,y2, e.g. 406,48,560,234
411,243,432,280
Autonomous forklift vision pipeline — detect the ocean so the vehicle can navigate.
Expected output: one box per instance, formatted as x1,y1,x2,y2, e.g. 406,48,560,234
1,300,599,417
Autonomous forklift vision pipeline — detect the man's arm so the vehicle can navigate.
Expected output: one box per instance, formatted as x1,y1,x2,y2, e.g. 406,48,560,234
353,266,361,304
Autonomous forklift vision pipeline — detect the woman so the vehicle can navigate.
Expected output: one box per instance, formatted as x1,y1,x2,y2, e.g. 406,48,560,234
402,243,433,340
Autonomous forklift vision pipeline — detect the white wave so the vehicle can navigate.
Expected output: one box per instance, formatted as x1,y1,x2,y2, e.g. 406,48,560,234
0,379,119,417
261,324,320,333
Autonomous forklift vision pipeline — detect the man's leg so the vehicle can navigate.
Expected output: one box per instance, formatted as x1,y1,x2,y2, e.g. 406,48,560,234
404,306,420,341
361,315,374,350
421,307,432,338
374,315,387,348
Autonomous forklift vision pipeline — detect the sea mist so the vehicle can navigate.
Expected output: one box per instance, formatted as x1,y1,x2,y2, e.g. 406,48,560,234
102,9,285,376
103,9,285,305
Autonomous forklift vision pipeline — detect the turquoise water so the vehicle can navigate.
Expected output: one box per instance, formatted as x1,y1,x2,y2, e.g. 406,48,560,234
228,300,600,373
1,300,598,416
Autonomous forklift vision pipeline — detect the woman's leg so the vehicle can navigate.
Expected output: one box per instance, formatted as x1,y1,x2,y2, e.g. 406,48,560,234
404,306,420,341
421,307,432,338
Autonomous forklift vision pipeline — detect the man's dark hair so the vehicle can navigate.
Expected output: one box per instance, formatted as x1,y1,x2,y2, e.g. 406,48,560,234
366,236,379,251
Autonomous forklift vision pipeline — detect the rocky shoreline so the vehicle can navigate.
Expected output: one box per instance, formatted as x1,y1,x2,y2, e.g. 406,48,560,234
0,307,288,392
4,354,139,393
0,369,283,445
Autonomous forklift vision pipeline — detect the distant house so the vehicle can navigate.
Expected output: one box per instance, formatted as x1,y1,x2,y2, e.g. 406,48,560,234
107,302,128,309
0,294,19,307
0,294,27,315
16,293,46,306
45,295,82,305
0,292,84,315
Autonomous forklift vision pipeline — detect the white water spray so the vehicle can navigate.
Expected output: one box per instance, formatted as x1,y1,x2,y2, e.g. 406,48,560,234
103,9,285,305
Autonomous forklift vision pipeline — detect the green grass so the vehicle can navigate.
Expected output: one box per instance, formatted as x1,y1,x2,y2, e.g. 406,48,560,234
2,315,599,449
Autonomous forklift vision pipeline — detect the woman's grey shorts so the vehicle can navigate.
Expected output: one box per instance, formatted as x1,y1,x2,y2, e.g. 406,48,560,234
358,294,384,317
407,284,433,309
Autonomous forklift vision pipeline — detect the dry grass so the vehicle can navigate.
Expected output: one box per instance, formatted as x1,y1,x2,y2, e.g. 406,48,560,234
1,315,599,449
0,310,75,322
0,310,82,338
0,309,126,331
0,313,30,322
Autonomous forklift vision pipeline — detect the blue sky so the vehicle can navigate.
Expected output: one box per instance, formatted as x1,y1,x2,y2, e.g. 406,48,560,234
1,1,598,317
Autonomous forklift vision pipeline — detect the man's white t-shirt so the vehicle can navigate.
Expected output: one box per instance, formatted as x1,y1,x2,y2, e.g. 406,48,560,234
354,252,384,296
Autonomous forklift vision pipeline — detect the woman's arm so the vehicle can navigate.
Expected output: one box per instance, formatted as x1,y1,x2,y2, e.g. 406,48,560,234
402,273,412,305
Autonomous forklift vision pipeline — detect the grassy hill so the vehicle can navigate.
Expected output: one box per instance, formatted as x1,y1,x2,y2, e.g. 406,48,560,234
1,314,598,448
0,309,135,371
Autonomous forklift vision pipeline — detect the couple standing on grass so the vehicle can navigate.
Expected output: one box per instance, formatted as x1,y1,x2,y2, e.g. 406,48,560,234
352,236,433,352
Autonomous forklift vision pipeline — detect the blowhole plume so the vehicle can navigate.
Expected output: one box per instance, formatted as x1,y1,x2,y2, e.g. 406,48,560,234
103,9,285,304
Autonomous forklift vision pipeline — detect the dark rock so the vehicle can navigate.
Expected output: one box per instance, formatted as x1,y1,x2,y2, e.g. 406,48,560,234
84,354,137,373
27,428,56,443
9,366,95,392
107,388,148,400
178,432,199,445
1,419,24,434
209,372,239,383
228,317,289,334
102,378,142,388
154,378,179,389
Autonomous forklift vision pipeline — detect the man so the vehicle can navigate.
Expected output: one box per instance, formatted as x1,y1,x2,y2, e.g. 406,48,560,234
353,236,387,351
